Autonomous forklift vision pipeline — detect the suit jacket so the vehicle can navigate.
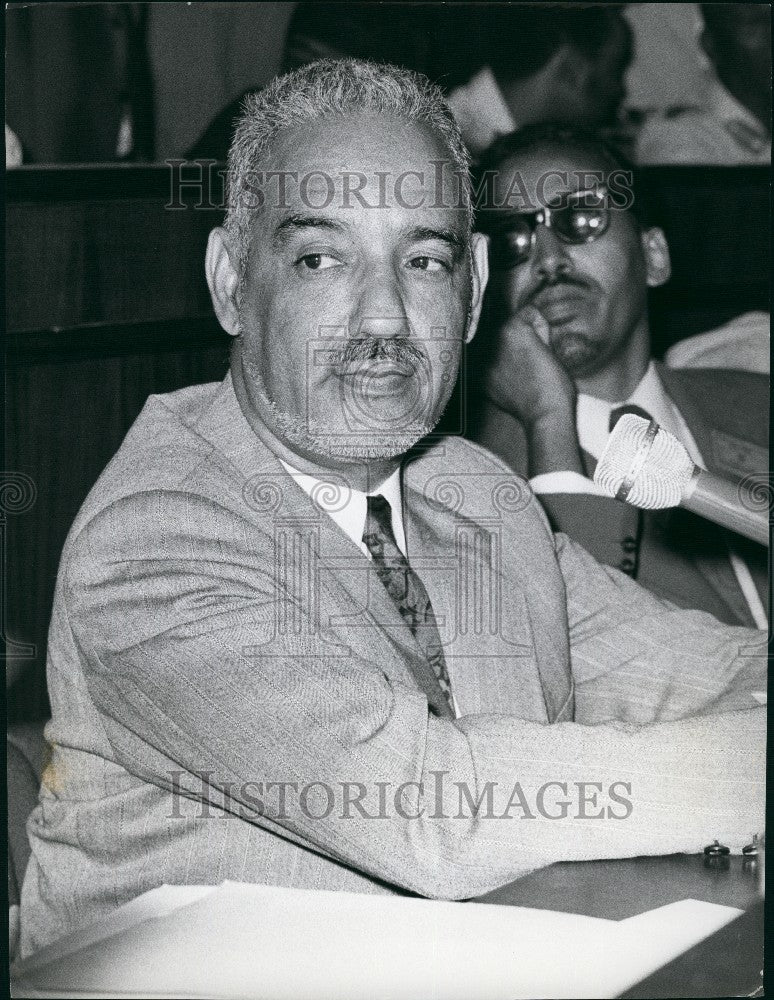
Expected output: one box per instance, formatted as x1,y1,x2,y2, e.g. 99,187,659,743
20,374,766,957
470,365,769,626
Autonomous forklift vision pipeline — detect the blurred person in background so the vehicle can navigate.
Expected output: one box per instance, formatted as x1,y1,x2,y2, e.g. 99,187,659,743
6,124,23,167
621,3,710,124
636,2,771,164
192,3,455,158
469,124,768,627
5,2,154,163
284,3,633,156
193,3,634,160
445,4,634,155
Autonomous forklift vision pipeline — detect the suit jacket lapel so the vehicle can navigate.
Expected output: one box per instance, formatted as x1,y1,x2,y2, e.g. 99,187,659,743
656,363,768,478
191,375,456,706
403,475,556,724
656,363,766,622
656,363,715,466
194,375,565,722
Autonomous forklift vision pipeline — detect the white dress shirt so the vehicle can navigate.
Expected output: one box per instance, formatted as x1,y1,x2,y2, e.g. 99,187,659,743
280,459,460,716
636,79,770,165
531,362,767,628
664,311,770,376
279,461,406,558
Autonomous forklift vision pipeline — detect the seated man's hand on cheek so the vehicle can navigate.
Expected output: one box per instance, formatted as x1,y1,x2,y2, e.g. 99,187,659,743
484,305,584,476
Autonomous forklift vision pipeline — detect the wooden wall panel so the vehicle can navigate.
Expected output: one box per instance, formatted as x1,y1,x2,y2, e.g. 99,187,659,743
7,197,219,332
6,168,228,719
6,345,230,721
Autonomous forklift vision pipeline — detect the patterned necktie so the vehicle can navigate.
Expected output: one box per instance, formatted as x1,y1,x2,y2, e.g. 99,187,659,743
363,495,454,717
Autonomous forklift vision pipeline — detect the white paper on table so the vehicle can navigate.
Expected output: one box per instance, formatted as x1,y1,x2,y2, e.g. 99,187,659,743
605,898,744,995
14,884,217,976
11,881,743,1000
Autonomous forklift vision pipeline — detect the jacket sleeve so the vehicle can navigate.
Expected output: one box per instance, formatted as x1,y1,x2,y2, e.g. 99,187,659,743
554,530,767,722
65,488,767,902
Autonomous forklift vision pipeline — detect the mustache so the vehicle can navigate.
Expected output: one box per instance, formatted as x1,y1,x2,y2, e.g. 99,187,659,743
526,274,592,307
332,338,427,375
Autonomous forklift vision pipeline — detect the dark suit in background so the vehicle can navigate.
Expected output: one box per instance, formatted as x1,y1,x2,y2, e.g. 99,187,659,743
471,365,768,626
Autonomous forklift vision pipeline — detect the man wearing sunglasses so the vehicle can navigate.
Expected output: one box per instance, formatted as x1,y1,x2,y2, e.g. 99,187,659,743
470,124,767,629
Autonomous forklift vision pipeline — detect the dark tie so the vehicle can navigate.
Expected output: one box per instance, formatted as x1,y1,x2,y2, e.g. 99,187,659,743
609,403,653,432
363,495,454,717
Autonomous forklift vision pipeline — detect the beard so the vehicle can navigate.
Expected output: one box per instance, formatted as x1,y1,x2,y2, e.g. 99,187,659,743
548,327,607,377
252,384,434,460
241,340,444,462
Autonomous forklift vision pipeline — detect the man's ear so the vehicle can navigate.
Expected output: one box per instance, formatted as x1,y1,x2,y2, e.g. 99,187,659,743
641,226,671,287
465,232,490,344
552,44,588,91
205,227,242,337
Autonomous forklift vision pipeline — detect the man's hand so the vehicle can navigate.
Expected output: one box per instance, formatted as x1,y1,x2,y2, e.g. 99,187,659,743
483,307,584,477
484,306,572,425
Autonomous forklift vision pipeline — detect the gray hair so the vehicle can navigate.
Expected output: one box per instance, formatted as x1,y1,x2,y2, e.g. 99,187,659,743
224,58,472,269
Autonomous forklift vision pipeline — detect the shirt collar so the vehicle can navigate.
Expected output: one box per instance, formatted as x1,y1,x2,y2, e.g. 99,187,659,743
278,460,406,557
707,78,769,143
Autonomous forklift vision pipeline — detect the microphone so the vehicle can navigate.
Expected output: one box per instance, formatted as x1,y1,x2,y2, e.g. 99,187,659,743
594,414,769,547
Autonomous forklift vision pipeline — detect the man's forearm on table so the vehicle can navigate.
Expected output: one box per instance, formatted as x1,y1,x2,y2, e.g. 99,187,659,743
86,629,767,903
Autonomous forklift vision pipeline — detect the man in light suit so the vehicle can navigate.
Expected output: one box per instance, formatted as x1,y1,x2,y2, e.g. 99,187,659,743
470,124,768,629
20,60,766,957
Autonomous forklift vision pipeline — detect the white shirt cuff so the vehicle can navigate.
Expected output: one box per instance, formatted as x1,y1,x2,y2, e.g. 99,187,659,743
529,471,607,496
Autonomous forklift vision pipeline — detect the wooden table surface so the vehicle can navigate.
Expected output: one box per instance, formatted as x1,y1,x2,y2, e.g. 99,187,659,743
477,852,765,997
12,853,765,998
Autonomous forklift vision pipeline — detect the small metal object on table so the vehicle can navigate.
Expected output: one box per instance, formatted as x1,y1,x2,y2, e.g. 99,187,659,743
703,838,731,871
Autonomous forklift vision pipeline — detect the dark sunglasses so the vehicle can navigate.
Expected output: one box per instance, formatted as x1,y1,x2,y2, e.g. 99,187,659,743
486,186,610,269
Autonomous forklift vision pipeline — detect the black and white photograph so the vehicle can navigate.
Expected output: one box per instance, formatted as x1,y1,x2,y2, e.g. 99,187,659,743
4,2,770,997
